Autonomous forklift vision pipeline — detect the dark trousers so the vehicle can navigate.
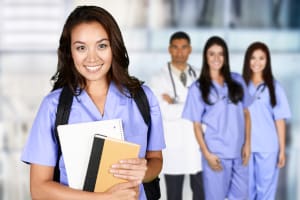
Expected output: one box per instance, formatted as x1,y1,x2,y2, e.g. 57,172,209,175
164,171,204,200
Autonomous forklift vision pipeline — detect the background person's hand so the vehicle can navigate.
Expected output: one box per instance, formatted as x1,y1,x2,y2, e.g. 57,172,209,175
162,93,175,104
242,143,250,166
205,153,222,171
277,150,286,168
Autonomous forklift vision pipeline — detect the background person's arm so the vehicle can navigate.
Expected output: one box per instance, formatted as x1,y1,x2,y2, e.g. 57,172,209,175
193,122,222,171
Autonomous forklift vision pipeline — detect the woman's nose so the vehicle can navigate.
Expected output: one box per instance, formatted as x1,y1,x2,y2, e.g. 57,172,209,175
86,49,98,62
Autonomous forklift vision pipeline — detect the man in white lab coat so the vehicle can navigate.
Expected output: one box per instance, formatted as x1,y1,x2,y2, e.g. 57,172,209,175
150,31,204,200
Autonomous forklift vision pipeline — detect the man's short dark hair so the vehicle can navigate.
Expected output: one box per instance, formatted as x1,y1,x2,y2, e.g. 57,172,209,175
169,31,191,44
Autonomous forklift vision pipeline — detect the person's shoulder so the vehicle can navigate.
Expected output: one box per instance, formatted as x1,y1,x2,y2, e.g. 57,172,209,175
45,88,62,99
273,79,286,92
41,88,62,106
188,64,200,75
141,84,160,103
141,84,154,96
231,72,244,82
231,72,242,79
33,88,62,115
149,65,169,84
156,65,169,75
273,79,282,86
189,80,199,90
189,64,200,71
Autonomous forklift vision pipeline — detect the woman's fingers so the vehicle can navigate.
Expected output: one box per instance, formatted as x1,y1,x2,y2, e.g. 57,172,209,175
110,158,147,182
207,155,222,171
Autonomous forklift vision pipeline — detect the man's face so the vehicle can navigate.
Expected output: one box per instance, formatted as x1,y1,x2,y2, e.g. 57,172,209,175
169,38,191,65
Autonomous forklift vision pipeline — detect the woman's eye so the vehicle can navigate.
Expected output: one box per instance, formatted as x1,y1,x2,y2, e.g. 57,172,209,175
76,46,86,51
98,43,108,49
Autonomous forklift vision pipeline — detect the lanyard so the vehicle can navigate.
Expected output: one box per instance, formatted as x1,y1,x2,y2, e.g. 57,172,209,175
167,62,196,101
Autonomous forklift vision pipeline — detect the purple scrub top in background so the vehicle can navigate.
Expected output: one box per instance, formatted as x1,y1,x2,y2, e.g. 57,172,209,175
182,72,251,159
248,80,291,152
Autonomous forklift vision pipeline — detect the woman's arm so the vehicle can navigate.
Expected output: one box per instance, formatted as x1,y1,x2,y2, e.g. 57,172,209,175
242,108,251,166
275,119,286,168
30,164,139,200
144,151,163,182
193,122,222,171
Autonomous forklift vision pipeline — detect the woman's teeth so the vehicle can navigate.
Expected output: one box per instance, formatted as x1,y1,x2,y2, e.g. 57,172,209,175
86,65,102,72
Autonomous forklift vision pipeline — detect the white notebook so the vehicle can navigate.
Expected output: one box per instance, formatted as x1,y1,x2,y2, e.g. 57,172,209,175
57,119,124,190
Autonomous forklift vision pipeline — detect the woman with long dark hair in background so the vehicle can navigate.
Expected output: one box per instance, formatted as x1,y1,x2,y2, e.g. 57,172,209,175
182,36,251,200
242,42,291,200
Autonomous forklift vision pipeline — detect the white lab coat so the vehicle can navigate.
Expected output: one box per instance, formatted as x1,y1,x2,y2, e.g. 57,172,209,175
150,65,202,174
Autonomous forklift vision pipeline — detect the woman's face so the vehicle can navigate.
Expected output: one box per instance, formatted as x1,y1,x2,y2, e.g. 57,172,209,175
250,49,267,75
71,21,112,85
206,44,224,72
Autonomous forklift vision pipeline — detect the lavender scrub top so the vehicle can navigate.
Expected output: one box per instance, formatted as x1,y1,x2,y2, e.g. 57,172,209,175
247,80,291,152
21,81,165,200
182,72,251,159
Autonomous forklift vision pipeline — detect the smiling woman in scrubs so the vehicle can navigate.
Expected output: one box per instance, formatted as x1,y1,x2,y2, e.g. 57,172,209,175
182,36,251,200
20,5,165,200
242,42,291,200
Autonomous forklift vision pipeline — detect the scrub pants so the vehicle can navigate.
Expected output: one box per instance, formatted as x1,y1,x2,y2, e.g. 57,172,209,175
249,152,279,200
202,157,248,200
164,171,204,200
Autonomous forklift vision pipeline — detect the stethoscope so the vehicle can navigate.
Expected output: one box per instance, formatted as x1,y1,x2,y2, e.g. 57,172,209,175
253,83,266,100
167,62,196,103
208,84,232,105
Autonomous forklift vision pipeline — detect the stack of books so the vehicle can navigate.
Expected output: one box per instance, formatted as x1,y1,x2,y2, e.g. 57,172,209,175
57,119,140,191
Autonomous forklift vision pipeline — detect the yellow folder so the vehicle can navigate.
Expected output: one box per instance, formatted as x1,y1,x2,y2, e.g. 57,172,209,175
83,134,140,192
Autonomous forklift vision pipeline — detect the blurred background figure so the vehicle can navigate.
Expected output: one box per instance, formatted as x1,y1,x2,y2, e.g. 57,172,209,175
242,42,291,200
150,31,204,200
0,0,299,200
169,0,214,27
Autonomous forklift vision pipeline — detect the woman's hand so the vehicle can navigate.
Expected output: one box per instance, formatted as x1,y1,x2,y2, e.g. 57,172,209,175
242,143,250,166
277,150,286,168
205,153,222,171
105,181,140,200
110,158,147,183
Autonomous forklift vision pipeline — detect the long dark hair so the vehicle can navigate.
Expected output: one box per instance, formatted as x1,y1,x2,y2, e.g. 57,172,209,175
198,36,243,105
242,42,276,107
51,5,141,96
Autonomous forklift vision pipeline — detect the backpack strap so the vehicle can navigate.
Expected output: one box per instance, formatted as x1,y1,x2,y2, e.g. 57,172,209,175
53,85,159,199
134,87,161,199
133,86,151,127
53,86,73,182
53,85,152,182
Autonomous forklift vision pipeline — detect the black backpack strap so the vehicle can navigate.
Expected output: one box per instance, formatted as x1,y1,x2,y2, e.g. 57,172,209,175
53,86,73,182
53,85,159,199
133,86,151,127
133,86,161,200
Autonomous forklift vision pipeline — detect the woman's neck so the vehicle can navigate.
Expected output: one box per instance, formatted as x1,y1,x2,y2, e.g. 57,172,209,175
86,79,109,96
210,71,224,85
252,74,264,86
85,79,109,116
